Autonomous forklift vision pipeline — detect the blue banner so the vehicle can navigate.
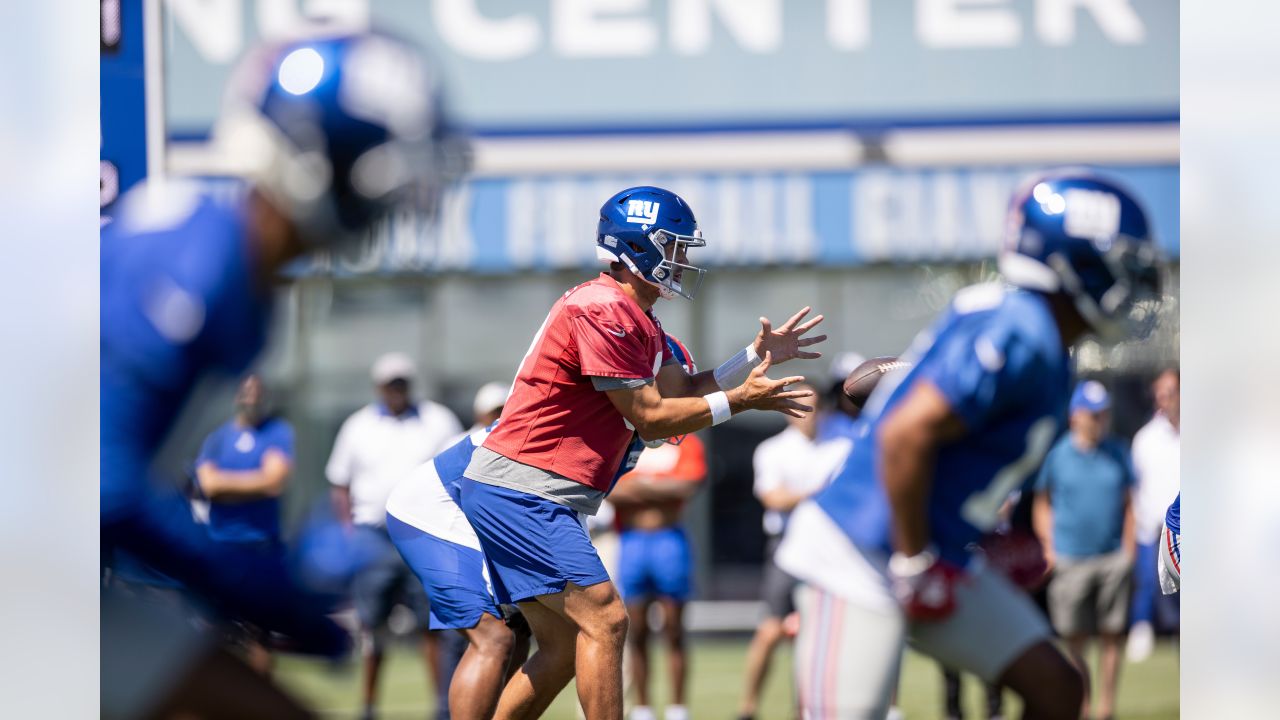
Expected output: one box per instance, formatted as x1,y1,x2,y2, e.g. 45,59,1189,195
264,163,1177,276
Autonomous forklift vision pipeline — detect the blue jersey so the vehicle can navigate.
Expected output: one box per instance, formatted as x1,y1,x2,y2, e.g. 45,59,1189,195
815,285,1071,565
197,417,294,543
100,183,346,655
102,184,268,518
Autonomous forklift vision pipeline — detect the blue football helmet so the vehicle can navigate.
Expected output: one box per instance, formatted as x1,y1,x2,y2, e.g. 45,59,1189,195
999,170,1163,340
215,31,468,246
597,186,707,300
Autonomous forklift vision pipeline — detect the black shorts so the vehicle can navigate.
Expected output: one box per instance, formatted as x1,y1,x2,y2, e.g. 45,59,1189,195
351,525,432,631
762,535,800,619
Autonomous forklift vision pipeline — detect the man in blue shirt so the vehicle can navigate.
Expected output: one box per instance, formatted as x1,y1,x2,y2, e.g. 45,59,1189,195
196,374,294,547
101,31,466,715
193,374,294,674
776,171,1163,719
1033,381,1136,720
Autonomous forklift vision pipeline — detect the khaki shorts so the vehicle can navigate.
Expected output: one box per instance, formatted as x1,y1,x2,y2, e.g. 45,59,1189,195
1047,550,1134,636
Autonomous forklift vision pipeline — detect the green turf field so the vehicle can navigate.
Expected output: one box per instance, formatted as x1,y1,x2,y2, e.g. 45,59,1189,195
276,637,1178,718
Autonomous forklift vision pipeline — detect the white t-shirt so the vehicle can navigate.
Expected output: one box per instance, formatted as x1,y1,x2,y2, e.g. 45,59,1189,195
326,401,463,527
1131,412,1180,544
753,422,854,536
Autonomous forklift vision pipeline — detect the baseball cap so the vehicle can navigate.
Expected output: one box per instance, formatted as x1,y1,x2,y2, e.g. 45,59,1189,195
371,352,416,385
473,381,508,417
1070,380,1111,414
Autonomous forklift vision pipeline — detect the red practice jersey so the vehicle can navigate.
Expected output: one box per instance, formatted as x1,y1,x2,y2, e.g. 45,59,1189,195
484,274,673,491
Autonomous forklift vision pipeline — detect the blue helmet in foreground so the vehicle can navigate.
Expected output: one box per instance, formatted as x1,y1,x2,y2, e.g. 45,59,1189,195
214,31,468,246
597,186,707,300
1000,171,1163,340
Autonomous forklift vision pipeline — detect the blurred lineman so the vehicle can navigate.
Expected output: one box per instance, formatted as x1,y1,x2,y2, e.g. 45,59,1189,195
1127,368,1181,662
459,185,826,719
194,374,295,675
608,335,707,720
385,421,529,720
1033,381,1136,720
100,31,465,718
327,352,463,720
777,171,1163,719
738,382,854,720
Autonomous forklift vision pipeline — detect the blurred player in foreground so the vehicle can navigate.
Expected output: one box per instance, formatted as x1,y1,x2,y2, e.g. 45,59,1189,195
459,185,826,719
101,30,465,718
608,335,707,720
777,171,1163,719
193,373,295,675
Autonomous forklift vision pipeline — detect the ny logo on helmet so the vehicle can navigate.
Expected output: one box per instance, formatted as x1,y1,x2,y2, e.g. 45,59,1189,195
625,200,660,226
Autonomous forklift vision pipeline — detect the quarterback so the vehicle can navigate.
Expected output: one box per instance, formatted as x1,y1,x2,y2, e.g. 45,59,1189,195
460,186,825,719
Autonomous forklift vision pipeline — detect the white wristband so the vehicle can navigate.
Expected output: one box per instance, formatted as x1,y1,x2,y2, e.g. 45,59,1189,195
713,344,762,390
704,391,732,426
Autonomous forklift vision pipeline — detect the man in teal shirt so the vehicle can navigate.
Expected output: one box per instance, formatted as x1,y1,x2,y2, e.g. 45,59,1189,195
1033,380,1135,720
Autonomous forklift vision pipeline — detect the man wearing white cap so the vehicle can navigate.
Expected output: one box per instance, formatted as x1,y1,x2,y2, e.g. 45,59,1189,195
470,381,509,434
327,351,464,720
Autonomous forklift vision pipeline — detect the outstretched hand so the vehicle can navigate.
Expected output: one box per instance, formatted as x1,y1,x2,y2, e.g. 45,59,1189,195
753,306,827,365
731,352,815,418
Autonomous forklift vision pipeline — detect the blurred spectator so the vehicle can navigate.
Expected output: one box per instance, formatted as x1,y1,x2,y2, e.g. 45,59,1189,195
193,374,294,675
1033,381,1135,720
326,352,463,720
609,431,708,720
1128,368,1181,662
470,381,508,431
737,383,854,720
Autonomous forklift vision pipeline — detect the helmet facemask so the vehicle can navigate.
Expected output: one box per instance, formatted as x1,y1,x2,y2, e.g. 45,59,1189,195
644,228,707,300
1048,238,1163,342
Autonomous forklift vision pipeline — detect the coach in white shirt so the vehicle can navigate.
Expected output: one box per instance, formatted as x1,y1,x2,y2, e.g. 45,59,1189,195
1126,368,1180,663
327,351,463,720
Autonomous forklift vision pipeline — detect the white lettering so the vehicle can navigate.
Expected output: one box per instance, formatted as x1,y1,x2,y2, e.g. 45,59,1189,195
917,0,1021,49
670,0,782,56
826,0,871,51
167,0,243,63
257,0,368,41
552,0,657,57
1035,0,1145,46
432,0,541,61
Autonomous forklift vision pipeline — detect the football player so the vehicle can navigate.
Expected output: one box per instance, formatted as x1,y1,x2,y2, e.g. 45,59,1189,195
100,30,465,713
776,171,1163,719
1158,493,1180,595
458,185,826,719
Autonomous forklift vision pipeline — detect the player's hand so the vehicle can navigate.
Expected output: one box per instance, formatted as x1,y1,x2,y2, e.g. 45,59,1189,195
752,306,827,365
729,352,814,417
888,550,965,622
979,529,1049,591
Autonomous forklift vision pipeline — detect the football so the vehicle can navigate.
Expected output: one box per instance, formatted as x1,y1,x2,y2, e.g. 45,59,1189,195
842,356,911,411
